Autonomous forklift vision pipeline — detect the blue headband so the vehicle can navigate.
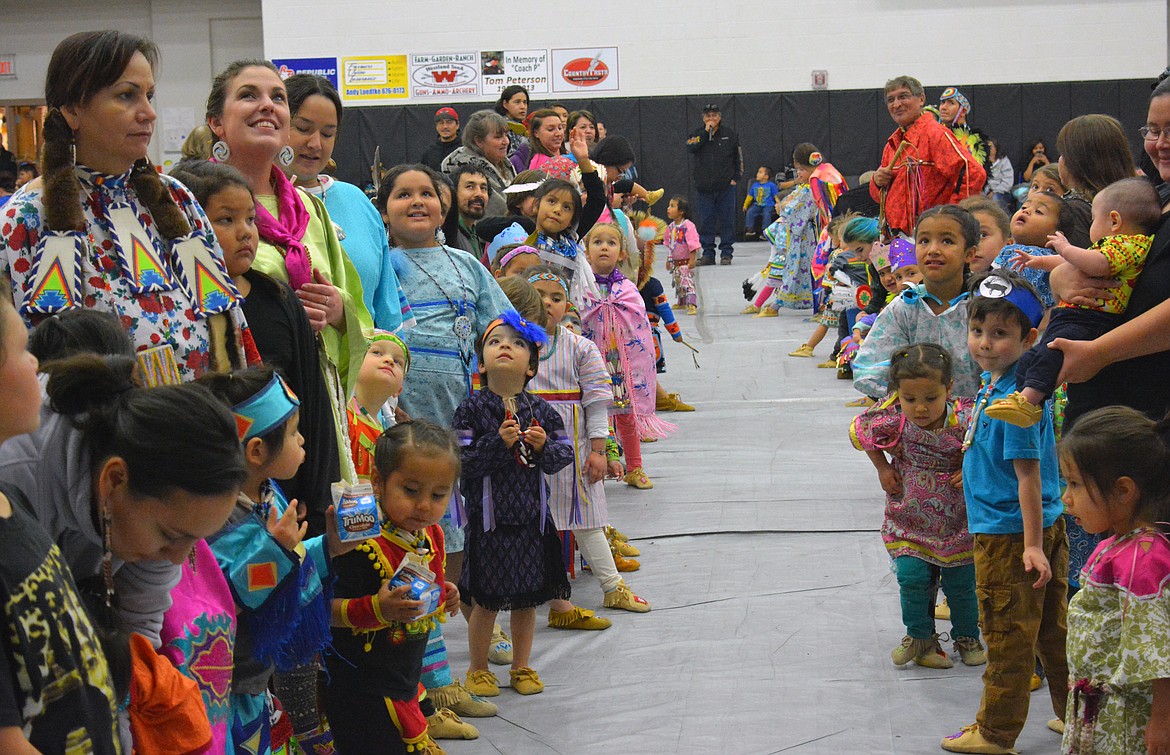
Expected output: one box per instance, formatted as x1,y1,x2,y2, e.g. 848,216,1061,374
975,275,1044,328
232,374,300,441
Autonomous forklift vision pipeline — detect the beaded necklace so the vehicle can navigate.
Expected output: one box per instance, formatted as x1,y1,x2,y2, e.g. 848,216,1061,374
961,375,999,452
402,246,473,341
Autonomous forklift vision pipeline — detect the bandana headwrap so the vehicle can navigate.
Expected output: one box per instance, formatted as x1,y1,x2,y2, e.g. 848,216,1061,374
365,329,411,373
232,373,300,441
487,223,532,263
889,238,917,271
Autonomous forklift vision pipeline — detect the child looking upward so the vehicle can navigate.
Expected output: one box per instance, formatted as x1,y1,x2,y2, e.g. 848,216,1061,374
988,178,1160,427
454,312,574,699
527,266,651,622
579,223,673,490
349,331,409,479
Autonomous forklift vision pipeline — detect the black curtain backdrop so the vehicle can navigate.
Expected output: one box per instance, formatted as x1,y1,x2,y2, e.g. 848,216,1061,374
333,79,1152,223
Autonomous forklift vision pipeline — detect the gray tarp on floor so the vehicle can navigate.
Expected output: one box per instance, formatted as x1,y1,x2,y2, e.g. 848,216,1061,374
433,241,1064,755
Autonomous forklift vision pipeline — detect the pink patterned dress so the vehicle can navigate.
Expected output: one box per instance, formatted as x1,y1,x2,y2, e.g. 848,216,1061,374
850,394,975,567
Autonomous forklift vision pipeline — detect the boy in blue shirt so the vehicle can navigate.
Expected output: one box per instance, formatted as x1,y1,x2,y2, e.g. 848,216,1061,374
742,166,779,239
942,270,1068,755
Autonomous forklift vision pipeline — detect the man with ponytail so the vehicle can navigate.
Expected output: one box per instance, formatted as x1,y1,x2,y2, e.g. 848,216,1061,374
0,30,251,382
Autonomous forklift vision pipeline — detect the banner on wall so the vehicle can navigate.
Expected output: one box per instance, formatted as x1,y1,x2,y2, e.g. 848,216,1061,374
340,55,409,104
273,57,339,89
479,49,549,96
551,47,619,93
409,52,479,98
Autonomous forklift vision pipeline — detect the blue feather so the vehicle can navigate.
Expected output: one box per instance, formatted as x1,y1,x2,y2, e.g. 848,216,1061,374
500,308,549,346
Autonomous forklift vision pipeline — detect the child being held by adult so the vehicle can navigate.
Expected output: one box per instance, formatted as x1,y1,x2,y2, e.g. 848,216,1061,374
990,178,1160,427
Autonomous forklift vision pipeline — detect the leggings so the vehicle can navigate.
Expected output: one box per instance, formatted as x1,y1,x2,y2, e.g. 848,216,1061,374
324,682,431,755
613,413,642,469
574,526,621,592
753,285,775,309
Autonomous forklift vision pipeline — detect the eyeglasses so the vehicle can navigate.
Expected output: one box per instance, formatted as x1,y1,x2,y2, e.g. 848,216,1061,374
886,92,918,105
1140,125,1169,140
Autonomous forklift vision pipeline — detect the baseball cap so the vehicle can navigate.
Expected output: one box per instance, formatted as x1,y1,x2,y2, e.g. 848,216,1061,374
434,107,459,122
702,103,721,114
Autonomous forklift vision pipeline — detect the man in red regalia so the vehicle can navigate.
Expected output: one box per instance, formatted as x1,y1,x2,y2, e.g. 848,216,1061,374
870,76,987,237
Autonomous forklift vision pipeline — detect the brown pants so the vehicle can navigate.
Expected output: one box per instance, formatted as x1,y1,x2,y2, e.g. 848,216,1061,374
973,518,1069,748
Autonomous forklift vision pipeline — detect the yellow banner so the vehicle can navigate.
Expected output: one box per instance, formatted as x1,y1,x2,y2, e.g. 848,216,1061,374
340,55,409,104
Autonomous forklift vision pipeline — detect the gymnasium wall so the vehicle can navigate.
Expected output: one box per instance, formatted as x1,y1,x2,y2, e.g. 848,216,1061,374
262,0,1165,96
264,0,1164,205
0,0,263,166
328,79,1155,211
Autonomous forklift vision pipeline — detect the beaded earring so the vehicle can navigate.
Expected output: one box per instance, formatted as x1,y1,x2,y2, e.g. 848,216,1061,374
101,503,115,607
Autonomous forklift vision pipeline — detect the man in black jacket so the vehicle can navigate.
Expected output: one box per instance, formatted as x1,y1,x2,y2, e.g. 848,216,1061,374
686,104,743,265
420,107,462,172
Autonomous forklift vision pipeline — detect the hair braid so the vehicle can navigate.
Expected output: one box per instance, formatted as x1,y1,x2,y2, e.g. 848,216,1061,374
40,109,85,233
128,158,190,240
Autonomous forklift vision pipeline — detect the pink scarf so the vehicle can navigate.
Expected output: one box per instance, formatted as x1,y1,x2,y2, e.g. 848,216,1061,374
254,166,312,290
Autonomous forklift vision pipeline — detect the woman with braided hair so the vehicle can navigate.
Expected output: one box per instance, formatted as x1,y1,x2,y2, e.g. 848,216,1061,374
0,30,251,382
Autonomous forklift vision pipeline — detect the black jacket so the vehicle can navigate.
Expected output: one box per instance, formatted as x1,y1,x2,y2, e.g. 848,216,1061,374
420,139,461,172
686,125,742,192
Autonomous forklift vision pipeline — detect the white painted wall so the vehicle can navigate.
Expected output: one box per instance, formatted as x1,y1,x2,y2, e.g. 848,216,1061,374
0,0,262,164
262,0,1166,102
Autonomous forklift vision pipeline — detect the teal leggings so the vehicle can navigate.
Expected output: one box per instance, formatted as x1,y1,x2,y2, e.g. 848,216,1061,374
894,555,978,640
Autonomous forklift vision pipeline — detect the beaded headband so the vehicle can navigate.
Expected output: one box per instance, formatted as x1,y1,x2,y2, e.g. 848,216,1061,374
528,271,568,294
366,329,411,373
232,373,300,441
939,87,971,115
497,245,541,272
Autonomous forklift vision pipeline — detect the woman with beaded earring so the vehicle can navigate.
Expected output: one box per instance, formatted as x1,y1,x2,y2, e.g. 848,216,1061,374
0,30,251,382
205,61,371,753
205,59,372,486
283,73,412,334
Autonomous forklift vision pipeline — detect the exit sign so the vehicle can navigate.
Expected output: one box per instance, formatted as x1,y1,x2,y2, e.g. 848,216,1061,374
0,56,14,79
